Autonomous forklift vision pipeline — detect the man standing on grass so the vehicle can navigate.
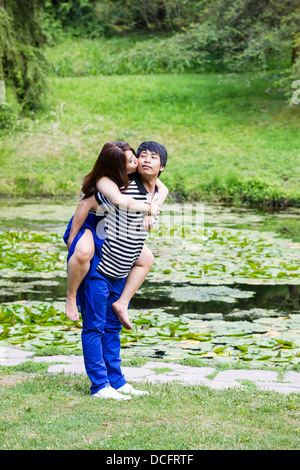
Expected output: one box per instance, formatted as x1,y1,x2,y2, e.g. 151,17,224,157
80,141,168,400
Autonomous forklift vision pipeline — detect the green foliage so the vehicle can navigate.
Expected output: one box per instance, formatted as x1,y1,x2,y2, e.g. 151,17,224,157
0,230,64,273
1,0,299,109
105,0,202,33
189,0,299,72
0,0,48,110
0,103,15,129
42,0,202,39
1,299,299,364
44,21,292,77
268,33,300,101
113,0,294,74
42,0,104,40
44,32,289,78
42,0,299,75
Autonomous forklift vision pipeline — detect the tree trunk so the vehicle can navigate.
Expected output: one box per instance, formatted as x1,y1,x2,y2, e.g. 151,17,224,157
292,43,300,64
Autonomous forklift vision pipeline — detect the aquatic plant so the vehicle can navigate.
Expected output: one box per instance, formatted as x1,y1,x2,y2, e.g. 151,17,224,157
0,205,299,367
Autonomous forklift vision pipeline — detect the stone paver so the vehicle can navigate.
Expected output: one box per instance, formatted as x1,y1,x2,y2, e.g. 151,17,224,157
1,346,300,395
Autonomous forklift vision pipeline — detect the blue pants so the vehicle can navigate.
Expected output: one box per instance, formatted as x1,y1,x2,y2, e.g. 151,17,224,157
81,270,127,395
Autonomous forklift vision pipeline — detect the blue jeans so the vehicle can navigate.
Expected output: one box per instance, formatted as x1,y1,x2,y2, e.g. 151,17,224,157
81,270,127,395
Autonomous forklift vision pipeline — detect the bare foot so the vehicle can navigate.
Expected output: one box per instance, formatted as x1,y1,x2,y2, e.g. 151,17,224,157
65,292,79,322
112,301,132,330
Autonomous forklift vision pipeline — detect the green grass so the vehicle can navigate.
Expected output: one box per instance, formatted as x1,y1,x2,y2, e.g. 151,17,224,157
44,34,168,77
1,53,300,206
0,366,299,450
43,34,291,77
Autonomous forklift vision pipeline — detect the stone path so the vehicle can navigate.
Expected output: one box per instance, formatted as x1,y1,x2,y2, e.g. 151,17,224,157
1,346,300,395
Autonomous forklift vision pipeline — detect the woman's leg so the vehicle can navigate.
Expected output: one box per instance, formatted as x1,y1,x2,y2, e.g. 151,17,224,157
112,244,154,330
65,229,94,321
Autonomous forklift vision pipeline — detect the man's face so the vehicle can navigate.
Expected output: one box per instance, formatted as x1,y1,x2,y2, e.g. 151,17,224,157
137,149,164,178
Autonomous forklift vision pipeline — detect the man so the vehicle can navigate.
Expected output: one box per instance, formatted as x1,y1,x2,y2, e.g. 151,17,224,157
71,141,168,400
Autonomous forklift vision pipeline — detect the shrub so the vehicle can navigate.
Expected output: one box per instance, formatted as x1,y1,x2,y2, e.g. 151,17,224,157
0,103,16,129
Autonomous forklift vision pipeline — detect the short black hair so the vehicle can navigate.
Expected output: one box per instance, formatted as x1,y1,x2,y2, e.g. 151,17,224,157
136,141,168,168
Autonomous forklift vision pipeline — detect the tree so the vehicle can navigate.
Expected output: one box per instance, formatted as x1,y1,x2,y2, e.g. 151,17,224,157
193,0,300,68
0,0,48,110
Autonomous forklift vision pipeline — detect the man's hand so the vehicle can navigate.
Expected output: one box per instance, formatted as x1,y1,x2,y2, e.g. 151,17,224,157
143,215,155,232
150,200,160,217
67,239,73,251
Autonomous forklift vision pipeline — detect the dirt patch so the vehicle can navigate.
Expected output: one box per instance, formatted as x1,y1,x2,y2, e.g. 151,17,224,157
0,375,33,388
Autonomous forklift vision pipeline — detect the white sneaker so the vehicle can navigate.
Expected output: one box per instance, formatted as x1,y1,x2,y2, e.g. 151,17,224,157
117,383,149,396
92,386,131,400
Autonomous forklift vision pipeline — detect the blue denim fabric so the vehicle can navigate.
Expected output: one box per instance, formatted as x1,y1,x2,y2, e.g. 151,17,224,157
81,269,127,395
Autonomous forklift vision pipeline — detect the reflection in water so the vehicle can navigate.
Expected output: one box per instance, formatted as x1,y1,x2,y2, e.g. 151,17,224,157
0,276,298,321
132,282,299,318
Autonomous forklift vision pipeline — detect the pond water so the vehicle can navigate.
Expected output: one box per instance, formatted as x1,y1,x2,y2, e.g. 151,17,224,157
0,198,299,366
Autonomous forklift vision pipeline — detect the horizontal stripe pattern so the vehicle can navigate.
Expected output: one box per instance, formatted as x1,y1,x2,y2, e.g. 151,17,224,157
95,178,149,279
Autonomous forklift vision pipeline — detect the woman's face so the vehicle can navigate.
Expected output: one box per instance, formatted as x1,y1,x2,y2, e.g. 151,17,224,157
125,150,138,174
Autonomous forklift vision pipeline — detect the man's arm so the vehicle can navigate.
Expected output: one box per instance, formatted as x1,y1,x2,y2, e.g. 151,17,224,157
155,178,169,206
143,179,168,232
67,196,98,250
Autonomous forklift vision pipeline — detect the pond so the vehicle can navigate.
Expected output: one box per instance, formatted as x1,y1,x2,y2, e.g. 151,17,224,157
0,198,299,366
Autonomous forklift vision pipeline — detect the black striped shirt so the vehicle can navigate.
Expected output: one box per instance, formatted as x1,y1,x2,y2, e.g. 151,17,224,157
94,175,156,279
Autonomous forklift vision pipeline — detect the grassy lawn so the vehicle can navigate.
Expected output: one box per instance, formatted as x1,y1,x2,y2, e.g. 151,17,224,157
1,71,300,206
0,362,299,450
